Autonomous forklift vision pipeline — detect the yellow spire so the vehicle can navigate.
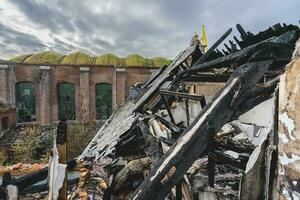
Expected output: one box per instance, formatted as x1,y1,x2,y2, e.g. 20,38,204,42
200,25,208,52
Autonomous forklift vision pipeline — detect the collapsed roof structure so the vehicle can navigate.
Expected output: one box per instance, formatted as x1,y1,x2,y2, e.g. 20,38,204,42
4,23,300,200
77,23,300,200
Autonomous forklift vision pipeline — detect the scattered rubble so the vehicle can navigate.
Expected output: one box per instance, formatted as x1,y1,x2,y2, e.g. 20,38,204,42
1,22,299,200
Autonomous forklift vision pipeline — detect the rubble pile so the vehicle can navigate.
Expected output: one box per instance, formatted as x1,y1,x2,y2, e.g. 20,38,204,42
2,23,299,200
74,23,299,200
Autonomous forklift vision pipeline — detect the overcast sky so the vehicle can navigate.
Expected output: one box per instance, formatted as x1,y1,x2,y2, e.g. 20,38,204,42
0,0,299,60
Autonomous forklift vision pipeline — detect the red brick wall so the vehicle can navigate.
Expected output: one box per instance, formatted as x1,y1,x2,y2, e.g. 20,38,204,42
0,109,16,130
0,68,8,101
51,66,80,121
5,64,156,122
14,65,34,82
89,66,113,119
116,70,126,106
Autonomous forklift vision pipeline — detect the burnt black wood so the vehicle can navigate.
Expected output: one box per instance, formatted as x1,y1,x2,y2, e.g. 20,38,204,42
129,60,272,200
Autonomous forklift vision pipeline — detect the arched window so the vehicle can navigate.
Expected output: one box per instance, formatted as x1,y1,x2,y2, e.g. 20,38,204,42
57,83,75,120
16,82,36,122
95,83,112,120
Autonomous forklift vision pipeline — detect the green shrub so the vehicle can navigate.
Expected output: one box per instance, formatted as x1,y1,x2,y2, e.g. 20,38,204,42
5,121,102,165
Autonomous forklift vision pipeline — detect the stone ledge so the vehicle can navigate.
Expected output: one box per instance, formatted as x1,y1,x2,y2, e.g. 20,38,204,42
39,66,51,70
116,68,126,72
80,67,90,72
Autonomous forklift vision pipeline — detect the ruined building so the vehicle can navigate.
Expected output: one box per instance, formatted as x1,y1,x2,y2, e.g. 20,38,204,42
0,53,170,123
1,23,300,200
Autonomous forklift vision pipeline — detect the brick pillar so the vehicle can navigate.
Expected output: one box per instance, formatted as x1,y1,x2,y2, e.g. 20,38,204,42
0,65,9,102
79,67,90,122
116,68,126,106
38,66,51,123
0,65,14,104
112,66,117,110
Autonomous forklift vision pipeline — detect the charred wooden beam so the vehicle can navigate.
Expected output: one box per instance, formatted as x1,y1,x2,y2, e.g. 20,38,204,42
191,44,203,65
235,23,299,49
185,99,190,126
213,151,247,170
154,114,181,134
184,41,295,74
160,90,205,101
200,96,207,108
181,74,230,83
142,65,168,90
207,124,216,188
160,94,176,125
215,139,255,154
134,45,197,112
129,60,272,200
194,28,233,65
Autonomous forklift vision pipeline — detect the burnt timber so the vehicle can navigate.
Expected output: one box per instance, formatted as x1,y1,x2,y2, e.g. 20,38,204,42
7,23,300,200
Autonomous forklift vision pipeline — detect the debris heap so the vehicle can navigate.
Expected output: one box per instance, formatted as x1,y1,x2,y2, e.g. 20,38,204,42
5,23,300,200
77,23,299,200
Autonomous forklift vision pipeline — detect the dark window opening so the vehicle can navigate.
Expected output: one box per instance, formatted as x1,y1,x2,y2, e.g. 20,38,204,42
1,117,8,131
95,83,112,120
58,83,76,120
16,82,36,122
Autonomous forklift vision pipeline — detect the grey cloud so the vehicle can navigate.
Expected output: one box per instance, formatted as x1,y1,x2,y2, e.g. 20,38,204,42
0,23,47,58
10,0,75,33
1,0,299,60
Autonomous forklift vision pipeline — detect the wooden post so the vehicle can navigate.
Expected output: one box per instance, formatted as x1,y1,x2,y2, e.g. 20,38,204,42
57,120,68,200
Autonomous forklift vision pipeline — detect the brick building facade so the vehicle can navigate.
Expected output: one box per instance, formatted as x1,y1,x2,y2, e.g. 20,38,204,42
0,51,171,123
0,99,16,131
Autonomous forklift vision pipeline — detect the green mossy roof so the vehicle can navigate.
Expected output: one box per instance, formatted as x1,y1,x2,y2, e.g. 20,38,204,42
95,53,120,66
152,57,172,67
10,51,170,68
11,54,32,63
60,52,94,65
125,54,147,67
24,51,63,64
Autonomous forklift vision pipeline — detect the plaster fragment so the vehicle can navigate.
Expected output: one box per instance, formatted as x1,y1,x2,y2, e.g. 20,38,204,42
279,133,290,144
279,153,300,165
279,112,295,141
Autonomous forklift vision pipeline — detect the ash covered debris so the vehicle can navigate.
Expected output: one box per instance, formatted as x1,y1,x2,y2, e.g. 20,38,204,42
75,23,299,200
3,22,299,200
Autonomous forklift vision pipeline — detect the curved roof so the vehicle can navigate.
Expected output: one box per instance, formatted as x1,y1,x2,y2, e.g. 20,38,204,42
60,52,94,65
95,53,120,66
11,54,32,63
125,54,148,67
10,51,170,68
24,51,63,64
152,57,172,67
